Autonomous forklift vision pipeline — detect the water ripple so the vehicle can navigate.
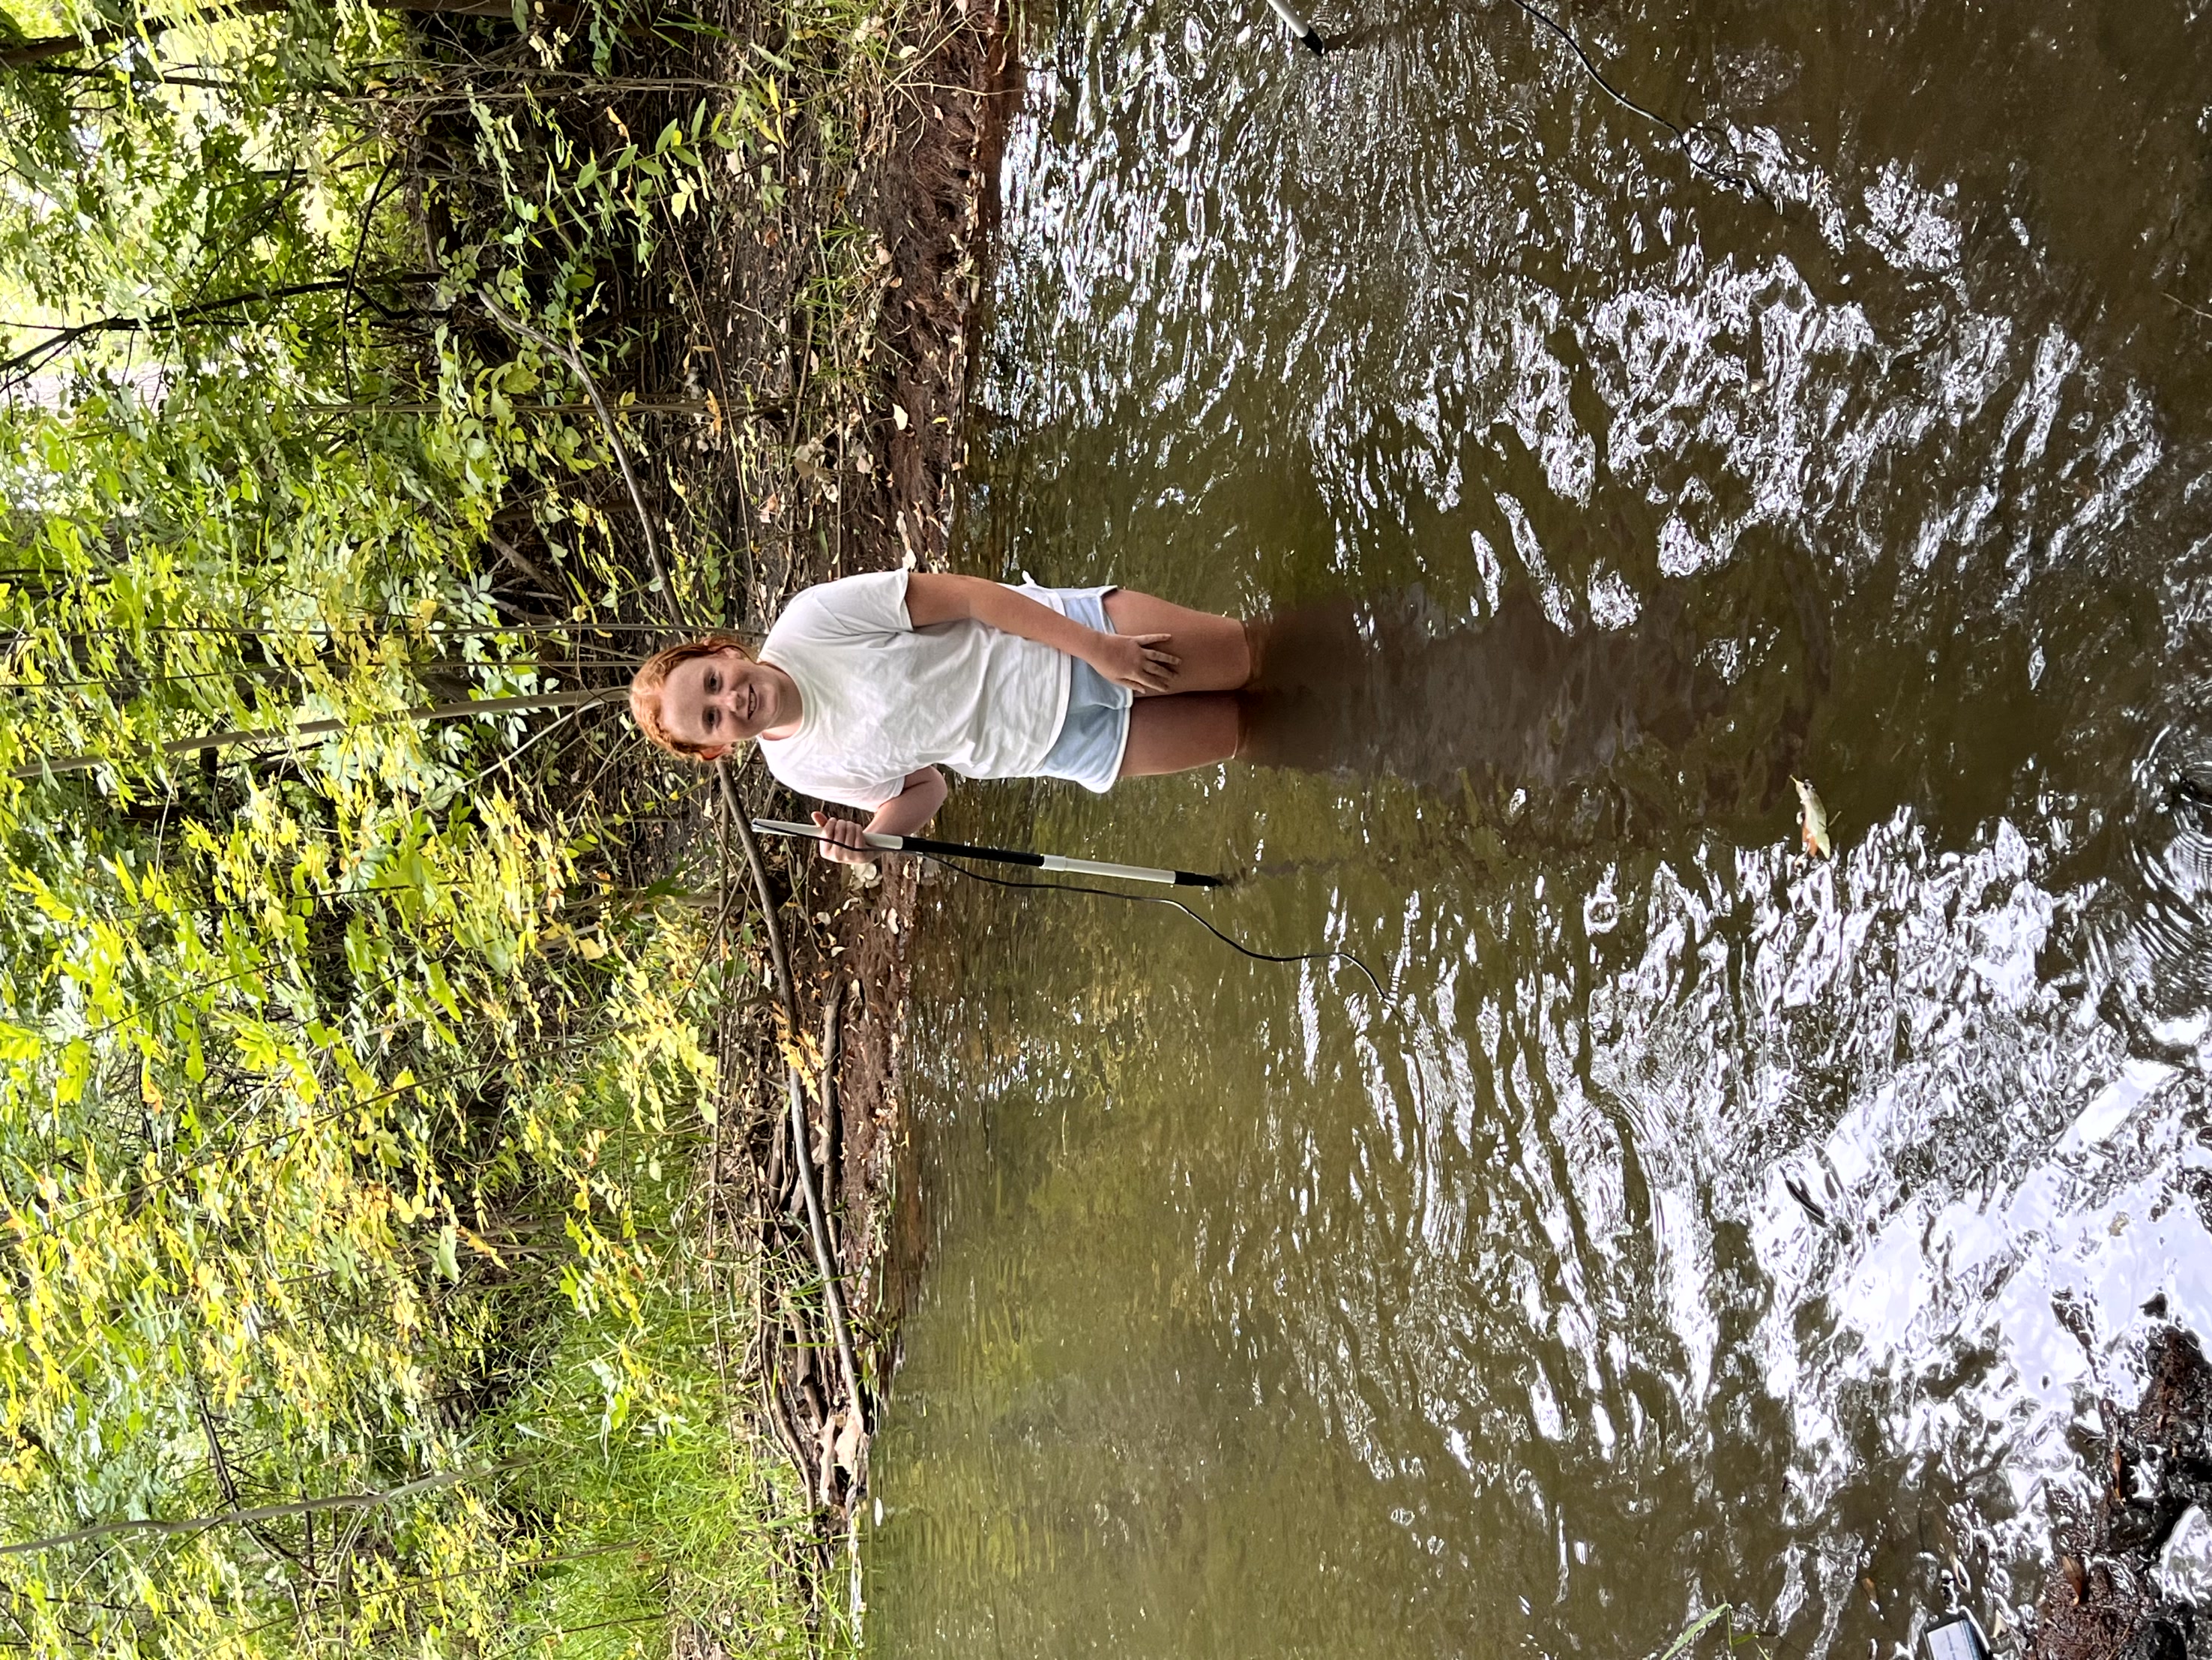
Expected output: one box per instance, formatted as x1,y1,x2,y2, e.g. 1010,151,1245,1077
873,0,2212,1654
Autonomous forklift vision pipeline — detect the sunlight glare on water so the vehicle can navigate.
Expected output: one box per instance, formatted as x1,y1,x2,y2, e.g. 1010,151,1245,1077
864,1,2212,1655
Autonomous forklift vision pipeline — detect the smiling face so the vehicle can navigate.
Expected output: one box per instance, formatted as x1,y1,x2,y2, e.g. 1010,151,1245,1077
654,646,792,757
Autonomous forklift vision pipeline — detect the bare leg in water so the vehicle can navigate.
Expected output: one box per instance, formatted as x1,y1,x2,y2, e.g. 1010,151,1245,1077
1101,589,1253,778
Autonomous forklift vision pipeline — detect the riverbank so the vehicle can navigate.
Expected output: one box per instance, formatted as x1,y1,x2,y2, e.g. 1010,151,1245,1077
638,0,1020,1637
2025,1323,2212,1660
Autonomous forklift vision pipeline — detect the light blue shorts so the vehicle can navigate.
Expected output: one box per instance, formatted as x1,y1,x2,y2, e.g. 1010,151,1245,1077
1028,584,1131,793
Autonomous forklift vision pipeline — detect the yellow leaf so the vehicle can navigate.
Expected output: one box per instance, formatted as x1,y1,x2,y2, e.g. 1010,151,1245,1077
1792,776,1833,859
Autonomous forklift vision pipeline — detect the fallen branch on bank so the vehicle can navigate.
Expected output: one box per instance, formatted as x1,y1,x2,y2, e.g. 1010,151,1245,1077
10,685,624,780
719,762,868,1428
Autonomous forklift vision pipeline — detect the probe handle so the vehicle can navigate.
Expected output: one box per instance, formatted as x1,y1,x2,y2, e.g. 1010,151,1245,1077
752,816,911,853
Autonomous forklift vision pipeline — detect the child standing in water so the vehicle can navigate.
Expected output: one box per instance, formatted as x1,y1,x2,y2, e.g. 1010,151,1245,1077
628,572,1252,863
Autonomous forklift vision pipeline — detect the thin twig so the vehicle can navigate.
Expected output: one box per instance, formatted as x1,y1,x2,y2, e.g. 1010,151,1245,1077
717,760,866,1429
474,291,677,606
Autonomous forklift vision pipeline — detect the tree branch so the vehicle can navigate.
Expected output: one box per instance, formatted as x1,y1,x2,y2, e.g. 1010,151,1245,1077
13,685,622,781
0,1461,515,1557
0,1,289,70
474,292,672,603
0,0,579,69
0,273,444,384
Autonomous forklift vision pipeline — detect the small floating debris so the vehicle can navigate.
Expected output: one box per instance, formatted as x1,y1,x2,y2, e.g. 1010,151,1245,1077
1792,776,1833,859
1782,1173,1830,1228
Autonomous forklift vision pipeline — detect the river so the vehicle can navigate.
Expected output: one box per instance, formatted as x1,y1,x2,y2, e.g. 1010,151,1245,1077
862,1,2212,1654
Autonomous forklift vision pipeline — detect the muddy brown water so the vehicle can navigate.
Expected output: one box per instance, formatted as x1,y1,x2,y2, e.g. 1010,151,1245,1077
861,1,2212,1654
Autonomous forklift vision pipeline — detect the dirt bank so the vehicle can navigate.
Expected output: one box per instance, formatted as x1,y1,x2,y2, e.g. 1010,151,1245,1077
656,0,1018,1574
2026,1323,2212,1660
806,0,1019,1293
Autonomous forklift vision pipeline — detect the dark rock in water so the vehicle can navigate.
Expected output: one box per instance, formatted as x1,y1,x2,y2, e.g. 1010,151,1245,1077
2026,1328,2210,1660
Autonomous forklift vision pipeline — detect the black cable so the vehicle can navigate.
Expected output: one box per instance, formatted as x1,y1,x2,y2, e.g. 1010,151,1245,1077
1496,0,1768,202
916,853,1388,1001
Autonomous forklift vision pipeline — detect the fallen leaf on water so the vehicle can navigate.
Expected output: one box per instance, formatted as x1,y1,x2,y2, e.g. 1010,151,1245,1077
1792,776,1832,858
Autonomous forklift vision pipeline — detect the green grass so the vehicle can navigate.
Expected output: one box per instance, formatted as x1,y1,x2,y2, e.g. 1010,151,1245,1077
497,1269,829,1660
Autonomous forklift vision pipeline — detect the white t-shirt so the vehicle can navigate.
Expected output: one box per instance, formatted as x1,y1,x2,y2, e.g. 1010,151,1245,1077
757,571,1075,810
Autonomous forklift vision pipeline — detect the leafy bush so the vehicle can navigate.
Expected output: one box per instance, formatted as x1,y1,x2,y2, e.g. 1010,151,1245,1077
0,0,846,1653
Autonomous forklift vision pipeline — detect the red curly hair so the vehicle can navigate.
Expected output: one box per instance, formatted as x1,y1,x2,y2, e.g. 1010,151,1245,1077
628,633,753,760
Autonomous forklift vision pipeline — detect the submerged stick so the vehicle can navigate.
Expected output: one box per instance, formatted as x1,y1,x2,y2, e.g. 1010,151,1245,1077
751,817,1229,888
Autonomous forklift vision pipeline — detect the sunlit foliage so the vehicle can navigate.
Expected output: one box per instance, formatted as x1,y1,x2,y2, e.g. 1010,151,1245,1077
0,1,816,1653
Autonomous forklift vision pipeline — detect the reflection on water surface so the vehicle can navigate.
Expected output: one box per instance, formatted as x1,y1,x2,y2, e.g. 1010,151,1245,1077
865,1,2212,1655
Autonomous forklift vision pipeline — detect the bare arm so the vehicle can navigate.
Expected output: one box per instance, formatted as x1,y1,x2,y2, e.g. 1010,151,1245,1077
811,767,947,864
903,572,1178,694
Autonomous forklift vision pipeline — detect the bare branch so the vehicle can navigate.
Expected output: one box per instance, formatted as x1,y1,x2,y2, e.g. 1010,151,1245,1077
0,0,579,71
0,274,444,386
13,685,623,781
0,1460,516,1557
